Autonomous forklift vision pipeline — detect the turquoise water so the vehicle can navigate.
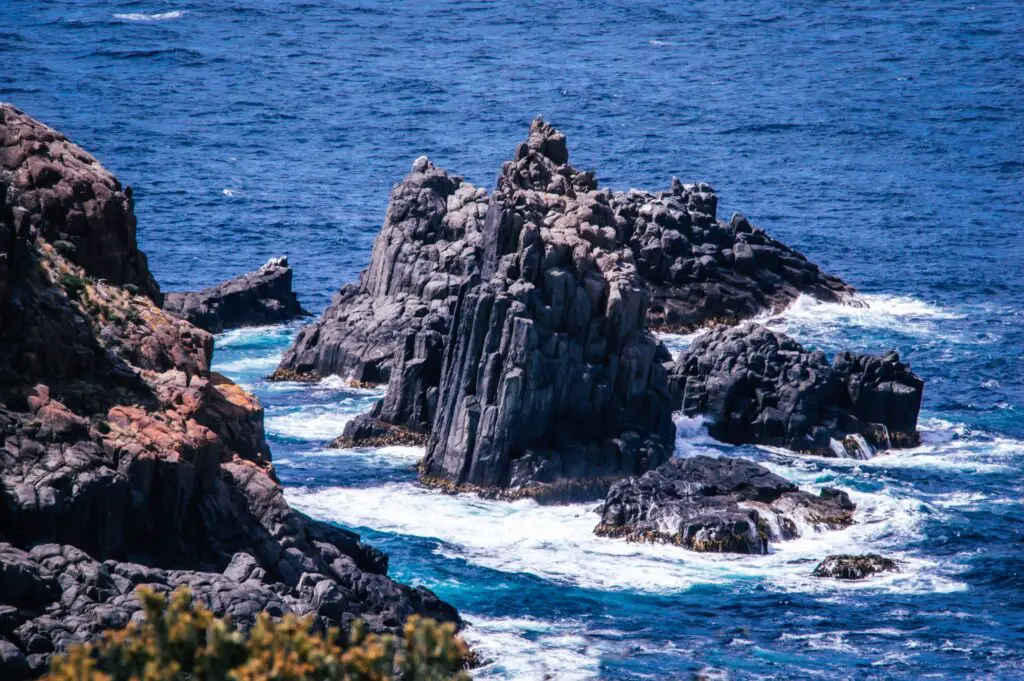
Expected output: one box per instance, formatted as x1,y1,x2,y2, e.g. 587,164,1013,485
4,1,1022,677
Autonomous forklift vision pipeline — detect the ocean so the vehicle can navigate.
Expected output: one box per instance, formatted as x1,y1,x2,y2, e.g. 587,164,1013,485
4,1,1022,678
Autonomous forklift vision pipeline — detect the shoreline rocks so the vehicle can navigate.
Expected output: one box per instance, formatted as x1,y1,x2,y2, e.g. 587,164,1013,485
595,455,856,553
813,554,900,579
0,106,458,677
162,256,308,333
670,322,924,456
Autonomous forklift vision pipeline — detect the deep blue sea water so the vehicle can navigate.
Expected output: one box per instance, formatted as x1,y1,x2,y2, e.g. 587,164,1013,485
4,1,1023,678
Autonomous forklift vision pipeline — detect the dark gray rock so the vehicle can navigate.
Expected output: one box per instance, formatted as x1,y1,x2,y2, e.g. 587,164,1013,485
670,323,924,456
595,455,855,553
162,256,307,333
813,553,900,579
421,119,677,500
272,160,487,384
272,118,858,446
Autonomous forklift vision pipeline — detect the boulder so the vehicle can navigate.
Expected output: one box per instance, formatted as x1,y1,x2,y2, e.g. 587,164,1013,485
0,107,459,674
162,256,308,333
813,554,900,579
595,455,855,553
670,323,923,455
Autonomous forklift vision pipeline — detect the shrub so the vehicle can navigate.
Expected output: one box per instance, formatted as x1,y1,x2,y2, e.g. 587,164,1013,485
123,283,140,296
54,240,77,258
45,587,470,681
59,272,88,301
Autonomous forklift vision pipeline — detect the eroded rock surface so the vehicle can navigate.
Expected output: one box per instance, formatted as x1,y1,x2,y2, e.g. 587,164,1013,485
419,120,677,500
595,455,855,553
163,256,307,333
0,108,457,677
0,103,159,307
671,323,924,456
273,159,487,387
813,553,900,579
274,118,858,448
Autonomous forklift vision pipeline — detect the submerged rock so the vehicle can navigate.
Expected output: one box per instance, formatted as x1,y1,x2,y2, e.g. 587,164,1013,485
595,455,855,553
420,119,677,499
0,107,458,676
813,554,900,579
162,256,308,333
670,323,924,455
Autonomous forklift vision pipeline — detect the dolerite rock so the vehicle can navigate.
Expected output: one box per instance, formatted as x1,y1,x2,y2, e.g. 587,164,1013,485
0,103,160,307
0,108,458,677
610,188,859,331
273,157,487,384
671,323,924,456
420,119,677,501
813,554,900,579
595,455,856,553
162,256,308,333
273,118,857,441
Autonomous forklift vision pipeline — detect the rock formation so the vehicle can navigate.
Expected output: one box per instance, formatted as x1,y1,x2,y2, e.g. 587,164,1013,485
272,158,487,385
670,323,924,456
162,256,308,333
813,554,900,579
0,106,456,677
419,120,678,500
0,104,160,307
595,455,855,553
272,119,858,446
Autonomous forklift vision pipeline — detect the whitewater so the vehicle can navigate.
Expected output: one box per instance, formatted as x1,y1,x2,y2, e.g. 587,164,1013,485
212,295,1023,680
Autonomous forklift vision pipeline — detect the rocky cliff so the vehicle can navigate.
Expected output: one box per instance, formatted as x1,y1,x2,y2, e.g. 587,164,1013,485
163,256,308,333
0,104,456,678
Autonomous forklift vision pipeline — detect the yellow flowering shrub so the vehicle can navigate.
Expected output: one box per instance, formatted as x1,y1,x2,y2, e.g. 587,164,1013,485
45,587,470,681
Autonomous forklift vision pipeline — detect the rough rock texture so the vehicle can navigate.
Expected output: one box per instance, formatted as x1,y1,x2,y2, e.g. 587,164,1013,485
595,455,856,553
420,120,677,499
610,187,857,332
813,554,900,579
273,118,858,446
671,323,924,456
272,158,487,387
0,109,457,677
0,103,159,307
162,256,308,333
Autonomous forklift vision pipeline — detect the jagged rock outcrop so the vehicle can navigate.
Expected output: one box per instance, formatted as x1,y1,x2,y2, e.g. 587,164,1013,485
273,118,858,444
595,455,856,553
610,187,857,331
420,120,677,500
162,256,308,333
671,323,924,456
813,554,900,579
0,103,160,307
272,158,487,385
0,109,457,677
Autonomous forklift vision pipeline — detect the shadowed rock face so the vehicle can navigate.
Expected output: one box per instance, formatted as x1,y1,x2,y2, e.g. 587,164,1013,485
0,104,159,307
421,120,676,499
595,455,856,553
813,554,900,579
670,323,924,456
273,159,487,385
163,256,308,333
0,108,457,678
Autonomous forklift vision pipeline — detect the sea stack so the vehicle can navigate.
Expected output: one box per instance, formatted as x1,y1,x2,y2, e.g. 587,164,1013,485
0,104,457,677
